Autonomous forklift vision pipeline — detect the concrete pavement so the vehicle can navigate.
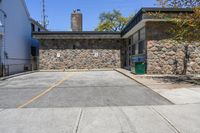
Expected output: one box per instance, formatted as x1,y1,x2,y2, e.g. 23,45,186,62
158,88,200,104
0,71,171,108
155,104,200,133
0,104,200,133
77,106,176,133
0,72,75,108
0,70,199,133
0,108,81,133
116,68,200,105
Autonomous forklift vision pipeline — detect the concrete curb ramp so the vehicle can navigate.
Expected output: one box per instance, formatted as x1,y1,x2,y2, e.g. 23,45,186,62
115,68,200,105
0,104,200,133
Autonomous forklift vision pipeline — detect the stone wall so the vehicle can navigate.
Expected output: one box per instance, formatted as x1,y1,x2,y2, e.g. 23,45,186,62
146,21,200,75
147,40,200,74
39,39,123,70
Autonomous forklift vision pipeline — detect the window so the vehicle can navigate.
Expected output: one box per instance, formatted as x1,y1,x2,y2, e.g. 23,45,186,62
132,44,136,55
124,50,127,67
128,38,131,45
133,32,138,43
128,46,132,55
138,41,145,54
140,28,145,40
38,28,41,32
31,47,37,56
31,24,35,32
128,46,131,66
73,45,76,49
138,30,141,41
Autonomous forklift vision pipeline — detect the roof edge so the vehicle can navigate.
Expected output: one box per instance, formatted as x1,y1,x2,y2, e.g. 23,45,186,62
121,7,194,36
21,0,30,17
33,31,121,35
30,18,48,31
141,7,193,12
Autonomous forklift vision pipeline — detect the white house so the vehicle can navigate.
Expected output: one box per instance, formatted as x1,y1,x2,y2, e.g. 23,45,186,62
30,18,47,71
0,0,44,76
30,18,47,32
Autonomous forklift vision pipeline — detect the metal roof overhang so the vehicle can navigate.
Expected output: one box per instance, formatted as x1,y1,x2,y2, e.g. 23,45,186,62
33,32,122,40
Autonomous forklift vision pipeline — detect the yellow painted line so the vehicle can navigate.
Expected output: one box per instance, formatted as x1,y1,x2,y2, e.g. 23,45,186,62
17,73,76,108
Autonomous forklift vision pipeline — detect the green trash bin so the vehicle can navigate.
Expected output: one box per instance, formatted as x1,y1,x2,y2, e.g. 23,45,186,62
131,54,146,75
135,62,145,74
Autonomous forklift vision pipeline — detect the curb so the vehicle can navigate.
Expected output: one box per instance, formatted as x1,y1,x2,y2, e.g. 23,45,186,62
0,71,38,81
114,69,152,88
40,69,115,72
114,69,174,105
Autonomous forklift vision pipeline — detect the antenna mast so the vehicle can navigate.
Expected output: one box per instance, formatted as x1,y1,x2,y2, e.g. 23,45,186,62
41,0,48,28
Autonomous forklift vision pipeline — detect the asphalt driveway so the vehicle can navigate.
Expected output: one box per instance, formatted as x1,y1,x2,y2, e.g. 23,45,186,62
1,71,200,133
0,71,171,108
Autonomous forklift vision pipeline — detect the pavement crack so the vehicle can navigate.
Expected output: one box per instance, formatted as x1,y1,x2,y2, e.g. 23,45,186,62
100,86,137,133
106,103,137,133
108,106,125,133
150,107,181,133
117,107,138,133
74,108,83,133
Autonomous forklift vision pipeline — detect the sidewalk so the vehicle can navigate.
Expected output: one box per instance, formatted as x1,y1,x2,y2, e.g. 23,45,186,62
115,68,200,104
0,104,199,133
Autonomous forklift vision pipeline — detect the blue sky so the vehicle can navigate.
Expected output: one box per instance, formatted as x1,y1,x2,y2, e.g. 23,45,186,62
25,0,157,31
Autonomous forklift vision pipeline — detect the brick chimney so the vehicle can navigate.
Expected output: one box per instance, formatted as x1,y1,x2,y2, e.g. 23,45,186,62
71,9,83,31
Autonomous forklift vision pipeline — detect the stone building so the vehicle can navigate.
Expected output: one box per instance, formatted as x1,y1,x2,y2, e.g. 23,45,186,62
33,8,200,75
121,8,200,75
34,32,124,70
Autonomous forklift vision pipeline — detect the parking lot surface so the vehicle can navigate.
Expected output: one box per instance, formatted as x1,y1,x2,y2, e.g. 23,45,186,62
0,71,171,108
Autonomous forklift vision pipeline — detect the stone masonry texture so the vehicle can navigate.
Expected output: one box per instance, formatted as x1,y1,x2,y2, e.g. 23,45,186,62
147,40,200,74
146,21,200,75
39,39,123,70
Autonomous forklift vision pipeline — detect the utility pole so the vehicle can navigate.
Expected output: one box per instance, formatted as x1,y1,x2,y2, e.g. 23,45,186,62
41,0,48,28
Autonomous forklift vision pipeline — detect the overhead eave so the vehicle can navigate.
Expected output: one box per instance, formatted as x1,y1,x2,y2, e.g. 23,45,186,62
33,31,122,40
121,7,193,38
122,19,166,38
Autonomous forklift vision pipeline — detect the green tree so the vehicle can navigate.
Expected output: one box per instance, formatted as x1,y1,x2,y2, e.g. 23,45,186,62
156,0,200,74
95,10,132,32
171,8,200,74
156,0,169,7
157,0,200,7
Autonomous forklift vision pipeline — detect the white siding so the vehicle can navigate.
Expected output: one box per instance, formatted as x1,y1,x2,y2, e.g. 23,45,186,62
0,0,32,75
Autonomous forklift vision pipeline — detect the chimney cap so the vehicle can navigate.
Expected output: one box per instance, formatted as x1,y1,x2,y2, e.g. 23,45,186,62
73,9,81,13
